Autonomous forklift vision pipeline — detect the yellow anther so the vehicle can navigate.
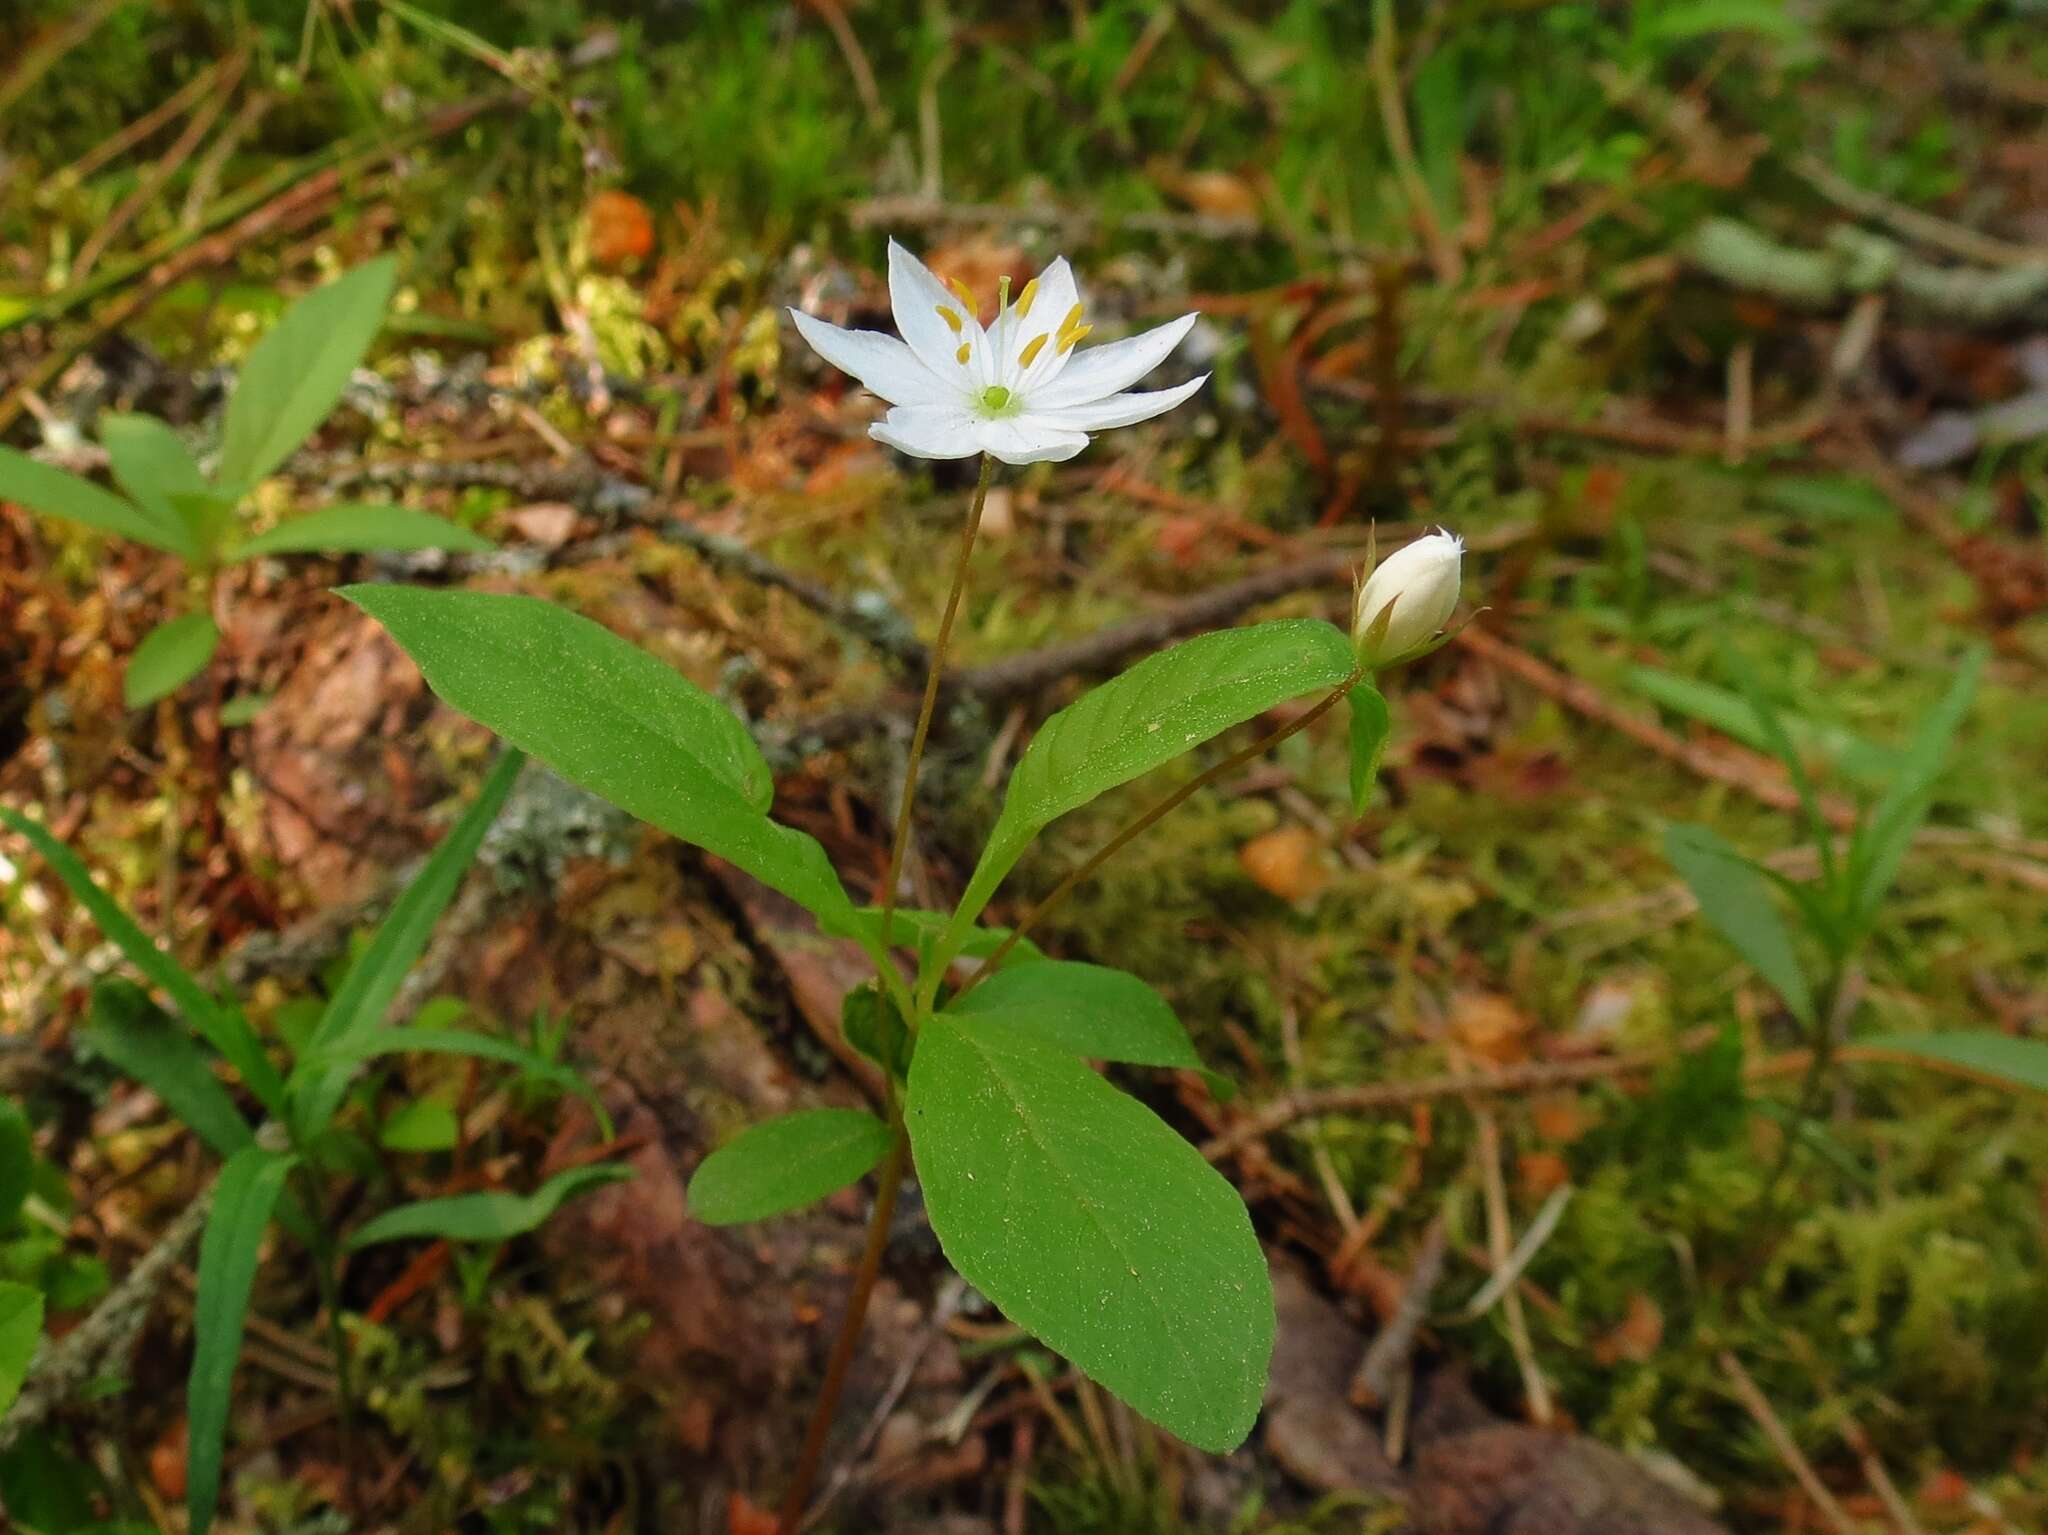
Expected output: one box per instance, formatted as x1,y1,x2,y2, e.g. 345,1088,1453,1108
956,341,972,365
936,304,964,334
946,276,977,312
1057,323,1094,354
1015,277,1039,318
1056,303,1085,337
1017,333,1050,369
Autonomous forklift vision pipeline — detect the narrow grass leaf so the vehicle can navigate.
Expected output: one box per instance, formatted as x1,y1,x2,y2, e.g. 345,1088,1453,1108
379,1099,460,1153
345,1163,630,1250
0,1100,30,1230
688,1109,893,1224
301,1026,610,1137
80,980,253,1158
294,749,523,1139
1847,648,1985,933
1866,1032,2048,1094
235,503,493,559
188,1144,295,1535
0,809,284,1111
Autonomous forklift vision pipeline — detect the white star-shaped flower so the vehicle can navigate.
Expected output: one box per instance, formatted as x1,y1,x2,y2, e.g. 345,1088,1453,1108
790,240,1207,465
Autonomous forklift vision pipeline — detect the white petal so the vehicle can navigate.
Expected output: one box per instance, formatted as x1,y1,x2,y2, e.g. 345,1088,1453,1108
1029,313,1199,409
870,405,981,460
789,310,958,408
889,239,984,380
1002,257,1081,387
973,417,1090,465
1031,374,1207,432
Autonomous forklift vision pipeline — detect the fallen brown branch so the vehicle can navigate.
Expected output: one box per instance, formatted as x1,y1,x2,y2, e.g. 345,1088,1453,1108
1455,625,1859,828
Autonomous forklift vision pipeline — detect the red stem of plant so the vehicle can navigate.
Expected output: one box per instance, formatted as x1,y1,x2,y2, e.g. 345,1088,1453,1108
777,1125,910,1533
956,668,1364,1001
877,453,996,947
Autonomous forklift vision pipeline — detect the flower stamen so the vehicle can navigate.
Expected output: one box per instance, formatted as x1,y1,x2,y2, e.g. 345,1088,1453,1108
946,276,977,315
1058,323,1094,354
1017,333,1050,369
936,305,964,334
1056,303,1084,337
1015,277,1040,319
956,341,972,365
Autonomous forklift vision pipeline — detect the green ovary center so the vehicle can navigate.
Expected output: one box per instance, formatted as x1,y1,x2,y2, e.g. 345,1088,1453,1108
978,384,1015,414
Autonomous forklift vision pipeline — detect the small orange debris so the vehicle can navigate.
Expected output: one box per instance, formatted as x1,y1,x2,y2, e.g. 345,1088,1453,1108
1516,1150,1572,1200
149,1418,188,1500
1529,1093,1595,1145
1449,991,1535,1066
1238,826,1330,904
587,190,655,268
727,1492,779,1535
1591,1291,1665,1365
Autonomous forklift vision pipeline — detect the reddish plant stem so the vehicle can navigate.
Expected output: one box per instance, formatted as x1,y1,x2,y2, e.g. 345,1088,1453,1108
956,668,1363,1000
877,453,996,947
778,1125,910,1533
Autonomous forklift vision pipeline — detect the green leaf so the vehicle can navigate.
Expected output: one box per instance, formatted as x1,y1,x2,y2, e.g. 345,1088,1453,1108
342,586,859,936
0,810,284,1113
0,1430,101,1532
846,906,1046,973
842,983,913,1078
1627,667,1891,790
79,980,253,1159
0,447,194,557
234,503,493,559
1646,0,1813,44
943,961,1227,1096
379,1099,459,1152
99,414,220,553
1346,682,1391,817
291,750,522,1140
303,1025,609,1139
188,1145,295,1535
0,1099,31,1231
1866,1032,2048,1094
345,1163,630,1250
219,694,270,727
1845,649,1984,935
928,620,1354,991
0,1281,42,1416
907,1016,1273,1452
1718,644,1836,876
1664,823,1815,1025
687,1109,893,1225
124,614,221,708
216,259,396,490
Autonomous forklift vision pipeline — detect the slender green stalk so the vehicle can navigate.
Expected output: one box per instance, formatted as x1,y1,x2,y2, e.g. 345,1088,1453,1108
877,454,996,951
778,1123,910,1534
297,1173,359,1507
1760,963,1850,1208
956,668,1364,1002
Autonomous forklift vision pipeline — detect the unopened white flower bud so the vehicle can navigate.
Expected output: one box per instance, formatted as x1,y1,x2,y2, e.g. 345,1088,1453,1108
1352,529,1463,667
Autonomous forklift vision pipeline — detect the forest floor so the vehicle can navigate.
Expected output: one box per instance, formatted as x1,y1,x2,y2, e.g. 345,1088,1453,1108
1,3,2046,1533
